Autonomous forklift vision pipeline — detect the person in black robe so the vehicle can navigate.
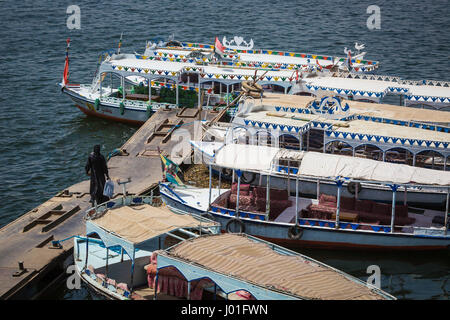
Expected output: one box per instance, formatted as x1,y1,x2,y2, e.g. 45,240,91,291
85,145,110,205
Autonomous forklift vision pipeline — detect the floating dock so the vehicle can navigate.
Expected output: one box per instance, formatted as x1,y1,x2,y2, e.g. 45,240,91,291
0,107,218,299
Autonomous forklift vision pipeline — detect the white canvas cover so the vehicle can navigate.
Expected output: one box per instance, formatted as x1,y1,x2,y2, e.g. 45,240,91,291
215,144,280,171
299,152,450,186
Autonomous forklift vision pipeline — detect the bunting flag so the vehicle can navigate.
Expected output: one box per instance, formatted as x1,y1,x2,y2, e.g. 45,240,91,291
62,38,70,86
160,152,184,186
214,37,225,58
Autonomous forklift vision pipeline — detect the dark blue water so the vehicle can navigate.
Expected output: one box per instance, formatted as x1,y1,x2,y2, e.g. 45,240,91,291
0,0,449,299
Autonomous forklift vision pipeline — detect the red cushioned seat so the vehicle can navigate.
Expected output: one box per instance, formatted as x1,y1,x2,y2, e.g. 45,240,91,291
321,201,336,208
372,202,392,217
319,194,336,204
231,183,250,196
253,186,288,200
340,197,355,211
395,205,408,218
229,194,254,211
355,200,373,213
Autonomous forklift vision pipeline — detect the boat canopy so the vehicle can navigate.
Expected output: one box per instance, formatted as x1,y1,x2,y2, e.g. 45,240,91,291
304,75,450,106
298,151,450,186
86,204,219,258
198,142,450,186
158,233,390,300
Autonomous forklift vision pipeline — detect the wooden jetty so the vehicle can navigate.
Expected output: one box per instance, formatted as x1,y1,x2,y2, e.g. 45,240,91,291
0,107,218,299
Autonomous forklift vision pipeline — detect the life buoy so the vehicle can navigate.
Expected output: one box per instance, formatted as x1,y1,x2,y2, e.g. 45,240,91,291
222,168,233,179
95,98,100,110
226,218,245,233
240,172,256,184
347,182,361,195
119,102,125,115
288,225,303,240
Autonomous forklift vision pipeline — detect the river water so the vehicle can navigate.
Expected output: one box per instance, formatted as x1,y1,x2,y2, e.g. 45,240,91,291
0,0,449,299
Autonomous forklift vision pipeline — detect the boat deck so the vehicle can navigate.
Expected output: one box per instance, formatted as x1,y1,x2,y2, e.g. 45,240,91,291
164,233,387,300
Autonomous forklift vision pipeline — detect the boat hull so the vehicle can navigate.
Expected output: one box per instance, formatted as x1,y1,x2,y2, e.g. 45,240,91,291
63,86,149,125
160,189,450,251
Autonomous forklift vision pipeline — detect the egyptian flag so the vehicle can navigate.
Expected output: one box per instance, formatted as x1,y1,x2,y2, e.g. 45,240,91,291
214,37,225,58
62,38,70,87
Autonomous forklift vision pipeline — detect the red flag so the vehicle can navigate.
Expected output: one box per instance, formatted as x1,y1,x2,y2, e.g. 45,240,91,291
62,38,70,86
347,50,352,67
214,37,224,57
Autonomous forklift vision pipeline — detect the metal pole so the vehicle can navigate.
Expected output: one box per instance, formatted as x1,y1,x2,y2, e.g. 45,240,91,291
121,76,125,100
265,175,270,219
187,281,191,300
445,189,449,235
149,79,152,104
236,172,241,219
316,179,320,200
198,74,201,108
105,247,109,283
154,273,159,300
176,78,179,106
390,185,397,233
208,165,212,211
403,186,407,206
295,177,299,224
287,160,291,195
99,73,103,98
226,84,229,108
84,236,89,269
218,170,221,194
130,249,135,292
335,182,342,229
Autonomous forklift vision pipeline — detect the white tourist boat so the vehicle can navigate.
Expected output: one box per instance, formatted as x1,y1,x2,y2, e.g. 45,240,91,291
228,93,450,171
60,36,450,125
59,36,382,124
72,195,394,300
160,143,450,251
191,141,450,210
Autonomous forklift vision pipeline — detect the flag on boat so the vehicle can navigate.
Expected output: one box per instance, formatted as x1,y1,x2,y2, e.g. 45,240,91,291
159,152,184,186
346,49,353,70
316,59,323,71
214,37,225,57
118,32,123,54
62,38,70,86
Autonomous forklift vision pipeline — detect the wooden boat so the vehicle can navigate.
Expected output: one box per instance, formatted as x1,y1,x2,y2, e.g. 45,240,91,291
160,144,450,251
73,195,394,300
